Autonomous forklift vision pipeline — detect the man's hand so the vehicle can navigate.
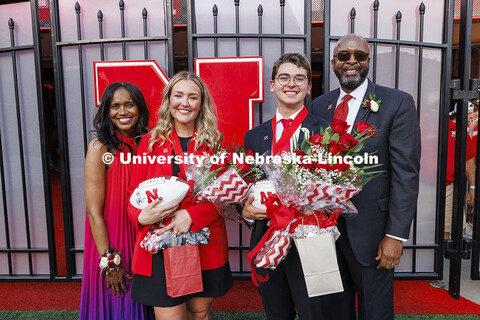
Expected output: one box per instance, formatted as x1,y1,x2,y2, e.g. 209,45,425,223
105,266,133,297
467,188,475,206
242,195,268,220
375,236,403,270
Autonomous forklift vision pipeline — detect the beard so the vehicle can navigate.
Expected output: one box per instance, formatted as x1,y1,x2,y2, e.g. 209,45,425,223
335,66,369,91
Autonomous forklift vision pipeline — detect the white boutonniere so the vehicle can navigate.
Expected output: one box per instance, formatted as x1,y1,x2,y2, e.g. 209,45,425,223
362,93,381,116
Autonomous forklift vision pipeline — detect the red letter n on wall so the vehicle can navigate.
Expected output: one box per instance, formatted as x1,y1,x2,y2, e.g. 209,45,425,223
195,57,264,146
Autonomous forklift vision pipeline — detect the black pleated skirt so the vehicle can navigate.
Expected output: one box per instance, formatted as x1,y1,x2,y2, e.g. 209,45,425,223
131,250,234,307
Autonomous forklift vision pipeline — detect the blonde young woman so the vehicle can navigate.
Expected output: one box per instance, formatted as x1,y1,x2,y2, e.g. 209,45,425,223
127,71,233,320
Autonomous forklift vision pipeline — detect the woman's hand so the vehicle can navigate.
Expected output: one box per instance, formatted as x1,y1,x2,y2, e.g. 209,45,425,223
157,209,193,236
105,266,133,297
137,198,180,226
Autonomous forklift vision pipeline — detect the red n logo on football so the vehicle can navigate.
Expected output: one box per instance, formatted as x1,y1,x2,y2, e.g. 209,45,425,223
260,191,273,205
146,189,159,203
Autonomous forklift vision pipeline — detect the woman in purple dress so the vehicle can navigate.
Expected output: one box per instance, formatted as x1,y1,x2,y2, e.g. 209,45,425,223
79,82,152,319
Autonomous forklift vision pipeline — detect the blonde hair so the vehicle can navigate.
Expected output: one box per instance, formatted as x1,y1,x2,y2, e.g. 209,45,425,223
148,71,219,151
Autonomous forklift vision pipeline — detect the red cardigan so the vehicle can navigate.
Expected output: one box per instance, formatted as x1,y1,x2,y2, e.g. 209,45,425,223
127,132,229,277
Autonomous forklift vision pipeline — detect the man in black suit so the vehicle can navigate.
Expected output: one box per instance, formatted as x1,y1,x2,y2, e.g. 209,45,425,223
243,52,329,320
311,33,421,320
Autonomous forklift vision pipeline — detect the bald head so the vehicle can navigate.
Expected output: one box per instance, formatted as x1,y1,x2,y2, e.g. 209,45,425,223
332,33,370,93
334,33,369,56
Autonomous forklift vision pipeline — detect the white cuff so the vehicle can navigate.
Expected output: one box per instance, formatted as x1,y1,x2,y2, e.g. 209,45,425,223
386,234,407,242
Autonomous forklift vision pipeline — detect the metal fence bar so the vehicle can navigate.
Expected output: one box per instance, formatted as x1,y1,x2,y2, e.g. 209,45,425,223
31,0,56,279
56,36,170,47
0,45,34,53
193,33,307,40
410,2,426,275
235,0,239,57
372,0,378,83
328,36,447,49
166,0,174,76
75,3,88,154
395,11,402,90
323,0,331,92
258,4,263,124
0,112,12,275
280,0,285,54
350,8,355,33
9,18,34,276
98,10,104,61
120,0,126,60
0,248,49,253
50,0,76,279
213,5,218,57
143,8,148,59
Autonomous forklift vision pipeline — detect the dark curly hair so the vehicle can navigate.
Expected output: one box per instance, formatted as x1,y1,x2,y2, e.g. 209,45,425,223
93,82,149,153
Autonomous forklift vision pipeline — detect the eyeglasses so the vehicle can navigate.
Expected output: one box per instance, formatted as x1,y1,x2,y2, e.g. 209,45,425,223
275,74,308,86
334,51,369,62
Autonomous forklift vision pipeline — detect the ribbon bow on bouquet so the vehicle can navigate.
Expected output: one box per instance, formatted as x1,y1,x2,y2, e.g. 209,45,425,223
248,194,302,286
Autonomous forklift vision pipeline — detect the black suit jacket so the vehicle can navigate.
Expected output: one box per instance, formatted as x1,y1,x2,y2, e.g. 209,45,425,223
311,79,421,266
244,113,329,250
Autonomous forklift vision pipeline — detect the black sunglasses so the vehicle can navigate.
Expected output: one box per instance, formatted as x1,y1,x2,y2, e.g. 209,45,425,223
334,51,369,62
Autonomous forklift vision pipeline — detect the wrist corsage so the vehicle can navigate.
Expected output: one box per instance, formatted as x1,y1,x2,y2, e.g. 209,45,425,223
99,249,121,275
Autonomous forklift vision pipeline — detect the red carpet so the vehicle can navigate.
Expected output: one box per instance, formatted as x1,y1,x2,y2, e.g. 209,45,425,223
1,280,479,314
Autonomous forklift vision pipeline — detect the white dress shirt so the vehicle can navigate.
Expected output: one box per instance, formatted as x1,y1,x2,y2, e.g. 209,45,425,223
275,106,304,150
336,78,368,133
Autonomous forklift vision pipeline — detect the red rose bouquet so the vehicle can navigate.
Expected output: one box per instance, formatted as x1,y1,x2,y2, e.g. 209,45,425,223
249,119,382,283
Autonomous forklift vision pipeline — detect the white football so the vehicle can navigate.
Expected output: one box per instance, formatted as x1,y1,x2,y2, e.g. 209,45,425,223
130,176,190,209
248,180,276,210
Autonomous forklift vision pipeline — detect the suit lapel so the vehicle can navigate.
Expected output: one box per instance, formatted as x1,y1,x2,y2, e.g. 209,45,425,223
298,114,320,145
260,120,273,154
325,89,340,122
354,79,376,125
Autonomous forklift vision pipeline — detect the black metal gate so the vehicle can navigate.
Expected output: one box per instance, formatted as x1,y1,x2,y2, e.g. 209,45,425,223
50,0,175,279
0,0,55,280
323,0,453,281
186,0,312,278
451,0,480,296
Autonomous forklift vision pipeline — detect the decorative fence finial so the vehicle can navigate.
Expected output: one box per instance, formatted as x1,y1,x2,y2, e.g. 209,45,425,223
280,0,285,7
374,0,379,10
97,10,103,21
419,2,425,14
350,8,356,19
396,10,402,22
213,4,218,16
142,8,148,18
119,0,125,10
8,18,14,29
75,2,80,13
234,0,239,6
258,4,263,16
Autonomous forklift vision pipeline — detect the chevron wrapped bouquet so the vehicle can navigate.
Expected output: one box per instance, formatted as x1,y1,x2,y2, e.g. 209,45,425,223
250,120,381,277
187,138,264,212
